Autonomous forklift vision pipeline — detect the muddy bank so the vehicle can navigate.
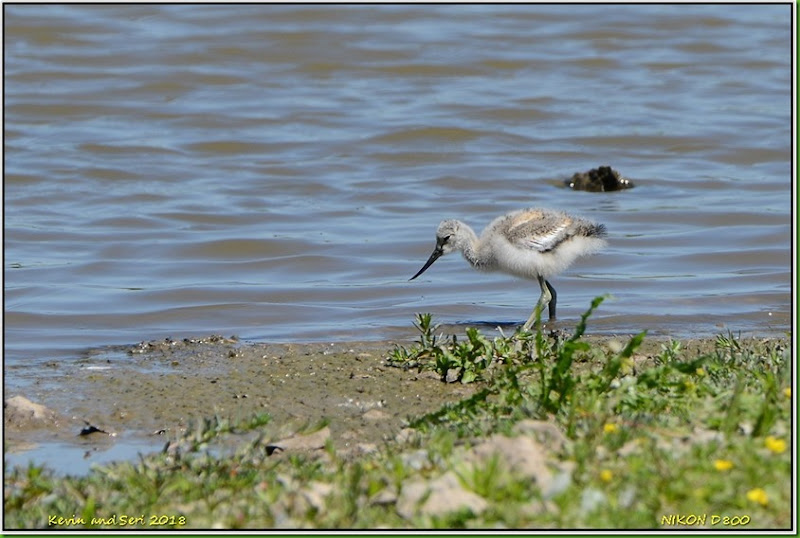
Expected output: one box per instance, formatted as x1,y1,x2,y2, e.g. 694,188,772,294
5,332,788,471
4,336,476,464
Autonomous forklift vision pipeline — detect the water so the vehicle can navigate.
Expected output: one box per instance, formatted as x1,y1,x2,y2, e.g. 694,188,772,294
5,433,164,478
4,5,793,387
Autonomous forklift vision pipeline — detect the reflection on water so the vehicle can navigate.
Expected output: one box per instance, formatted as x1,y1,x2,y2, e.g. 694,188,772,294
4,5,793,379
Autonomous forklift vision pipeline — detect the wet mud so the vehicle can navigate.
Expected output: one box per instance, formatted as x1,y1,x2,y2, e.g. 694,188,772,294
4,336,475,460
4,332,788,471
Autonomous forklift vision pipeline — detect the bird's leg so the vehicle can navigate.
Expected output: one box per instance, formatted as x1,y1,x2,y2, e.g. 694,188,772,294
522,276,552,331
545,279,557,320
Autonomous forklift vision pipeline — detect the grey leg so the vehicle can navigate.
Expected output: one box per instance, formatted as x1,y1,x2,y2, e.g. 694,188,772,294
522,275,552,330
545,279,557,320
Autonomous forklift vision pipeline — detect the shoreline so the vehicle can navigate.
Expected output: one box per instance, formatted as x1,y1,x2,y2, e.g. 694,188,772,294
4,330,790,469
4,335,476,467
4,328,792,529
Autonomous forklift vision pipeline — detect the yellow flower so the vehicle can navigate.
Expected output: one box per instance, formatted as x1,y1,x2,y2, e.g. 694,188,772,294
600,469,613,483
695,367,706,376
746,488,768,506
603,423,618,434
784,387,791,399
765,436,787,454
713,459,733,471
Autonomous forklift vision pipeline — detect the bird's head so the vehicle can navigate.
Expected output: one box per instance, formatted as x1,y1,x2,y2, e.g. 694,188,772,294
410,219,462,280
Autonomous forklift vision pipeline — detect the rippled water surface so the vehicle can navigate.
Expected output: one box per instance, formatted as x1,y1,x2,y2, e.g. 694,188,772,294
4,5,794,383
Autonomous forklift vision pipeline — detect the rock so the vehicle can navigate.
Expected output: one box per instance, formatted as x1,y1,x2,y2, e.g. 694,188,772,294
469,434,553,485
542,462,574,499
445,369,459,383
362,408,390,421
302,481,333,512
77,421,116,437
565,166,634,192
617,438,642,457
4,396,59,429
397,471,488,519
513,419,569,452
400,449,430,472
416,370,441,382
128,335,238,355
618,485,637,508
580,488,607,512
266,426,331,454
691,427,724,445
396,480,428,519
370,488,398,506
394,428,419,444
354,442,378,455
466,432,574,499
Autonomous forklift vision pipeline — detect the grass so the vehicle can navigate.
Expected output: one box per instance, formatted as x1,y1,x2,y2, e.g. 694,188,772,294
4,298,793,529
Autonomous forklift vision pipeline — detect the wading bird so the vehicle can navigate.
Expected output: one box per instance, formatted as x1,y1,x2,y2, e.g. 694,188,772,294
410,207,607,330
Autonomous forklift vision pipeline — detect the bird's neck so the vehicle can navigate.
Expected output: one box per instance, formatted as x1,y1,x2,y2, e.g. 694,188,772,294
457,225,484,269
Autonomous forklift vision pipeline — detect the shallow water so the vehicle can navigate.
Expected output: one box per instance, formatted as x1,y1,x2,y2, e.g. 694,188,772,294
4,5,794,388
4,433,164,477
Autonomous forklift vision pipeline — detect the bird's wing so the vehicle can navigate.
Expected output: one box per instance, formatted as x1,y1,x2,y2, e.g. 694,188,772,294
515,225,569,252
506,211,572,252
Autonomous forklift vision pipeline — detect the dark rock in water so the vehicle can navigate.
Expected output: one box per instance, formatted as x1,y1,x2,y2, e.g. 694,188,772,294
79,422,112,436
565,166,634,192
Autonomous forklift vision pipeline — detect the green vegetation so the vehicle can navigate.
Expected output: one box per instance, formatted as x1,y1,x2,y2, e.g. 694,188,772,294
4,298,792,529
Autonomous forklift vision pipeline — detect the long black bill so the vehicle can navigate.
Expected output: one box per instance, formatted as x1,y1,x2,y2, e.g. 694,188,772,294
410,247,443,280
